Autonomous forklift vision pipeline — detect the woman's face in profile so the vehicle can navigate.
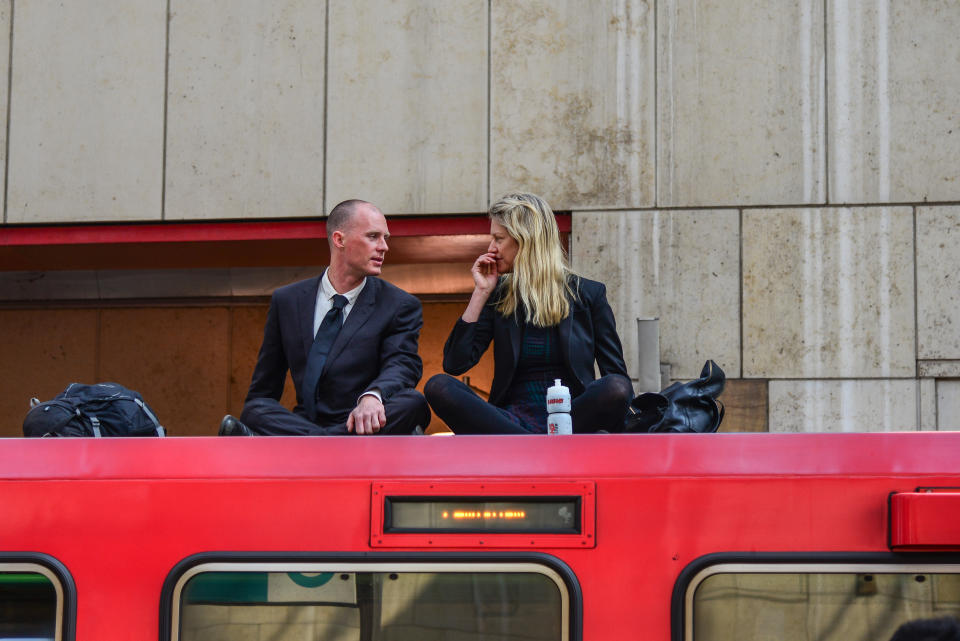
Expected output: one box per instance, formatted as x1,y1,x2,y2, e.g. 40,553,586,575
488,220,519,274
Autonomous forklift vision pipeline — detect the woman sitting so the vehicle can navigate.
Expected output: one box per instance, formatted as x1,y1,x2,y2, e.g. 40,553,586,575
425,192,633,434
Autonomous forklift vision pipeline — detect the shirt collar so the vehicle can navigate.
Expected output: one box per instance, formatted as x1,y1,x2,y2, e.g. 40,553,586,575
321,269,366,305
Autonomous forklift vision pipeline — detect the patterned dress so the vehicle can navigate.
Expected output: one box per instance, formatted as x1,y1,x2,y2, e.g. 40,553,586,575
499,323,566,433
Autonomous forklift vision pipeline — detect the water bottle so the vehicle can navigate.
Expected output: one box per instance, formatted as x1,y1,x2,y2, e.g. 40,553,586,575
546,379,572,435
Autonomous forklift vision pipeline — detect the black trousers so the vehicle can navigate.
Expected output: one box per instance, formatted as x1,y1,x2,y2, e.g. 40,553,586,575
424,373,633,435
240,389,430,436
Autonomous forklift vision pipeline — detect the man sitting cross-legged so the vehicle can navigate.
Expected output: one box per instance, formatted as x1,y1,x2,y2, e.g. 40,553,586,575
220,199,429,436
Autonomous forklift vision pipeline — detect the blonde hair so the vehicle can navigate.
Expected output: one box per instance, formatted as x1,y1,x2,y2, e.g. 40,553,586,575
490,193,573,327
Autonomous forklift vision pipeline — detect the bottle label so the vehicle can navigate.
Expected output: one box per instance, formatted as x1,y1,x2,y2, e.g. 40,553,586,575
547,413,573,435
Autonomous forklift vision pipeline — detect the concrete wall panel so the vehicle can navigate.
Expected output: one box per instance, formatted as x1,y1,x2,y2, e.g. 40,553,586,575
572,209,740,381
165,0,326,220
7,0,165,222
829,1,960,203
939,380,960,430
919,378,936,431
326,0,487,214
491,0,654,210
0,1,9,221
917,206,960,360
0,271,101,301
769,379,918,432
743,207,914,378
658,0,825,207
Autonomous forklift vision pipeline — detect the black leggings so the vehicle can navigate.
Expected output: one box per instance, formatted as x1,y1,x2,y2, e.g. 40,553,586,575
424,373,633,435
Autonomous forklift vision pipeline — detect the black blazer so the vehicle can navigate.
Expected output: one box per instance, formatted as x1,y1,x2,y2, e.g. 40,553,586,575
442,276,628,405
246,274,423,422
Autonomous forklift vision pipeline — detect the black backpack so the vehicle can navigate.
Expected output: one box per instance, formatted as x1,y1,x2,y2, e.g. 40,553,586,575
23,382,165,438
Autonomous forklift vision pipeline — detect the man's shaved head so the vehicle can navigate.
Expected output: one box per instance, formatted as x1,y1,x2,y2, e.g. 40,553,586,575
326,199,371,247
325,200,389,287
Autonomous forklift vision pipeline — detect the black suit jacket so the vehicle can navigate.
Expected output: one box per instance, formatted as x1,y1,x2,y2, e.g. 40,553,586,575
442,276,628,404
246,274,423,423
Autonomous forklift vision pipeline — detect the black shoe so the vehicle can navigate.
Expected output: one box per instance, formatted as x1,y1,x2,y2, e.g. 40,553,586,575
219,415,253,436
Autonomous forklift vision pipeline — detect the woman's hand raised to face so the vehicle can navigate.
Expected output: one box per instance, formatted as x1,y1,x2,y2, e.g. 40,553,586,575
461,252,499,323
471,252,499,295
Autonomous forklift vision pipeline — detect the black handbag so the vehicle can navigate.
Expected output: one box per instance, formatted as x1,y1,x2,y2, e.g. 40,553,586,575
625,360,725,433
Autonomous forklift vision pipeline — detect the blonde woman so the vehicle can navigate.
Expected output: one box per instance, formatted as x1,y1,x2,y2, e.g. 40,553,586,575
425,193,633,434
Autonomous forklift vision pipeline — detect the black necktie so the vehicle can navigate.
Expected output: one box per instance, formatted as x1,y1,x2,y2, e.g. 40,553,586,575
302,294,348,421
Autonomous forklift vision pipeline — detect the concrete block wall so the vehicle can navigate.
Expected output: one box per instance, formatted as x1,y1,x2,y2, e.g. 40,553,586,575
571,1,960,432
0,1,958,431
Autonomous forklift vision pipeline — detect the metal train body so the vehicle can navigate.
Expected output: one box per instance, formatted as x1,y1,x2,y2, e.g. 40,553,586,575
1,432,959,640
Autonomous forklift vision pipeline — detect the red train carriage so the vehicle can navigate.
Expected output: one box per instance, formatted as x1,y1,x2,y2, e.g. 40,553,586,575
2,432,960,640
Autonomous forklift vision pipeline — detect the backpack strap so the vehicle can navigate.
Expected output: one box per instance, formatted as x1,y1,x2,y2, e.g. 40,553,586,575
134,398,165,437
88,415,102,438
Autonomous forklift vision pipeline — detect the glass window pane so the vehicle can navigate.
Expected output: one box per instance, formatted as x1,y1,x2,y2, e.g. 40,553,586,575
693,571,960,641
0,571,57,641
179,569,564,641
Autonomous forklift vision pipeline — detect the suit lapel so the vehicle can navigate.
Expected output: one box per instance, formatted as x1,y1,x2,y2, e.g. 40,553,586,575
298,275,322,357
326,277,378,366
557,278,579,371
558,305,573,367
507,313,522,368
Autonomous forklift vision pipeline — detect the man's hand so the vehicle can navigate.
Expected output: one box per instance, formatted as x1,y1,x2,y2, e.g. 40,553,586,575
347,394,386,435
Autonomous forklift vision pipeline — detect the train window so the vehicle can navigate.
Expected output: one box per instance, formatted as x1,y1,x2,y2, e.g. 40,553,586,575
171,562,569,641
685,563,960,641
0,564,63,641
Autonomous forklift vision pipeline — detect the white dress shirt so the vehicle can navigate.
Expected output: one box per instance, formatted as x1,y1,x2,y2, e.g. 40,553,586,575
313,270,381,404
313,269,366,336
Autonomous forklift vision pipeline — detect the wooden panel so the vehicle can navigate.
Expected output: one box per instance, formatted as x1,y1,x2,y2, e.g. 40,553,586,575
718,379,769,433
419,302,494,434
100,307,229,437
1,300,494,438
0,309,98,437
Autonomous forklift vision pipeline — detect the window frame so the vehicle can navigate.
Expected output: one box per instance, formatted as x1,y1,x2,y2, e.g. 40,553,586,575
672,552,960,641
0,552,76,641
161,552,582,641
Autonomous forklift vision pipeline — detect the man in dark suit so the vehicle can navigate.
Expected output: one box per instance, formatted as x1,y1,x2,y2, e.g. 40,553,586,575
220,200,430,436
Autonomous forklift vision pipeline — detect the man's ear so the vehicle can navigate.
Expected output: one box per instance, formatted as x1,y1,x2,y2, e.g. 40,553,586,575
331,229,345,250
